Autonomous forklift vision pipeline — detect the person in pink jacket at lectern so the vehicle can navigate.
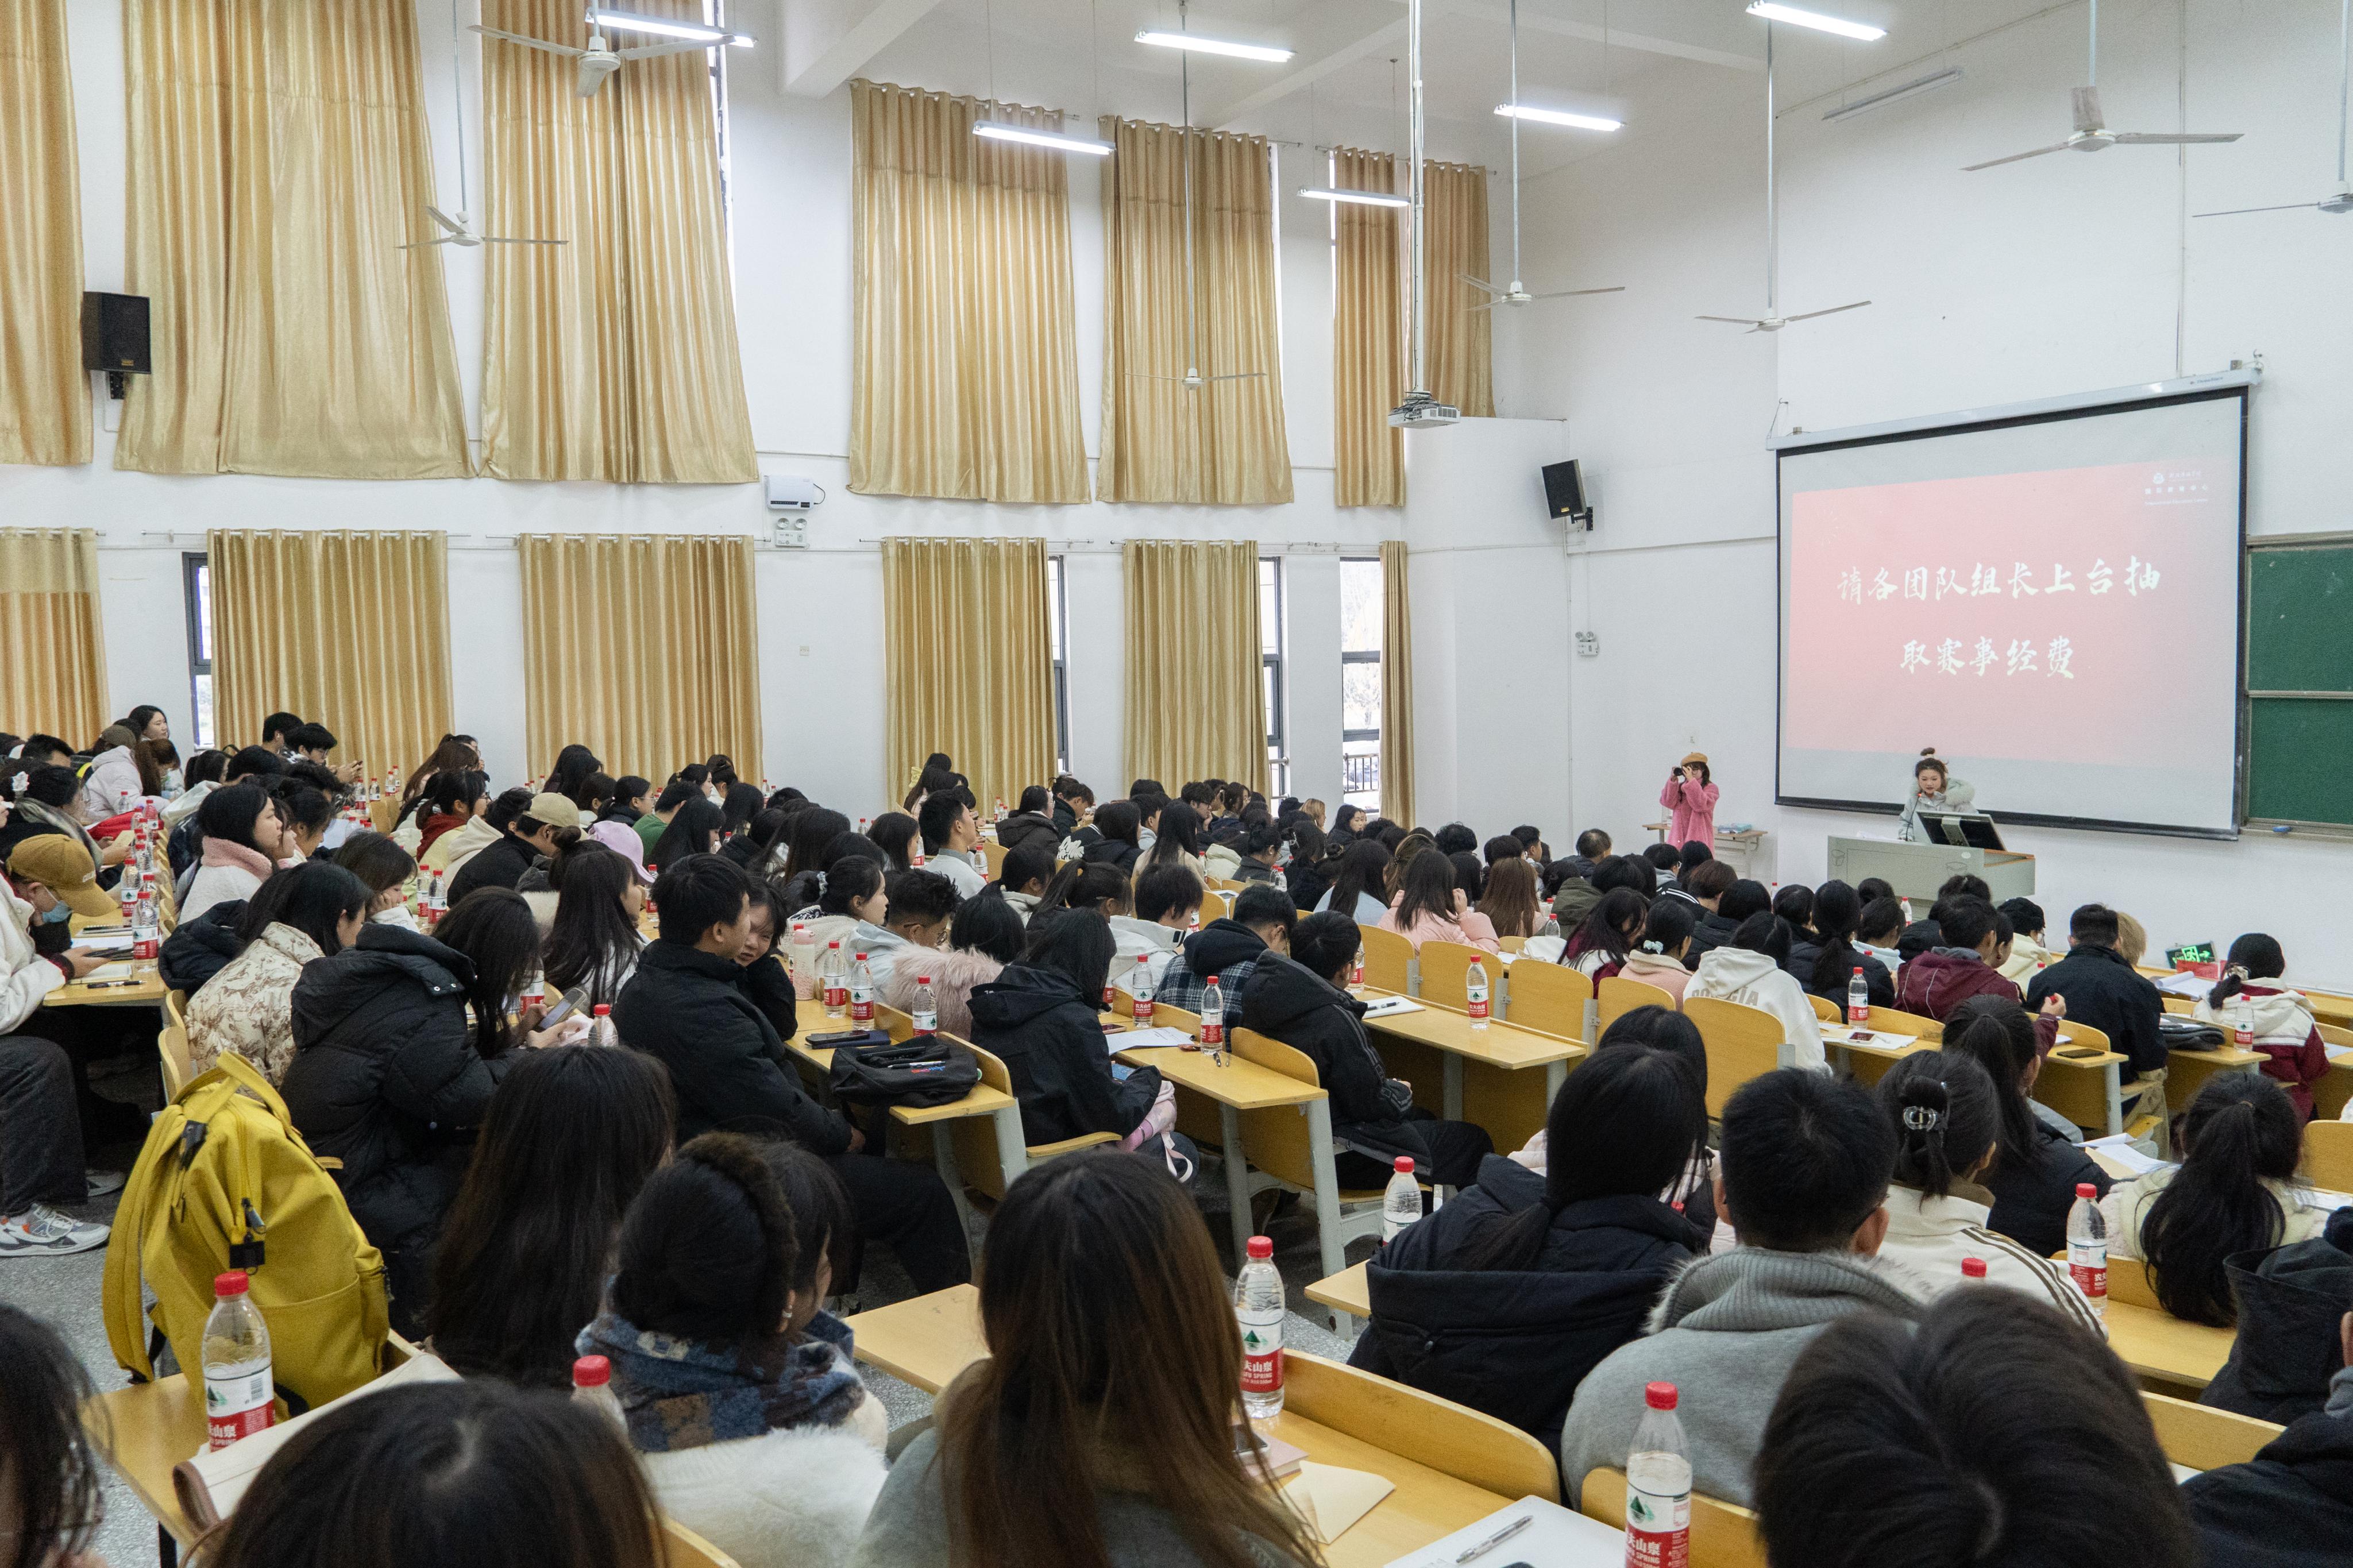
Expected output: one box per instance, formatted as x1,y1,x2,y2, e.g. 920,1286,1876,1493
1660,752,1718,849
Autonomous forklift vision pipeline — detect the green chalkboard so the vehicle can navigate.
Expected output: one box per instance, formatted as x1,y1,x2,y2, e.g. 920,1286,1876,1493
2244,538,2353,828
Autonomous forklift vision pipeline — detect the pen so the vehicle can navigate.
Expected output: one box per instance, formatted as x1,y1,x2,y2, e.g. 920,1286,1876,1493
1454,1513,1531,1563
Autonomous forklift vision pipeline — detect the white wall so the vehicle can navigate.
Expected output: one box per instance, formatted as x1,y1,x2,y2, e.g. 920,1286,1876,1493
1487,0,2353,977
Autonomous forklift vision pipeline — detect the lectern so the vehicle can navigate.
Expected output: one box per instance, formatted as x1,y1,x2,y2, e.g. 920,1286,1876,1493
1826,831,2036,905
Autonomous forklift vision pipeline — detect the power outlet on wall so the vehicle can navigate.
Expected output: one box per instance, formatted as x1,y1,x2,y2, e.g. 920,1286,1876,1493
773,516,809,549
1575,631,1599,658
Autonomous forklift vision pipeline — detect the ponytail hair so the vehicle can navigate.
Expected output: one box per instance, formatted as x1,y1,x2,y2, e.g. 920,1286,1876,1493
612,1133,796,1347
2207,932,2287,1011
1808,879,1868,997
1456,1046,1705,1272
1877,1051,1999,1202
1035,860,1129,917
2142,1075,2302,1326
1941,996,2043,1176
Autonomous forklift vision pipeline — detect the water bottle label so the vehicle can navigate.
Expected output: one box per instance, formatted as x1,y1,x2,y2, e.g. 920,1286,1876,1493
1202,1019,1225,1047
1238,1306,1283,1393
2069,1242,2108,1306
913,1007,937,1032
205,1361,275,1449
1131,989,1153,1022
1625,1485,1691,1568
850,984,874,1023
1849,999,1869,1024
1467,982,1490,1020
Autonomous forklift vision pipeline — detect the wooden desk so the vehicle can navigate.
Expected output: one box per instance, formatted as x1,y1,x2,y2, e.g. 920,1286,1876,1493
1354,988,1583,1154
2105,1301,2234,1394
1307,1260,1374,1320
842,1287,1522,1568
45,961,168,1009
2166,1044,2267,1109
89,1371,207,1562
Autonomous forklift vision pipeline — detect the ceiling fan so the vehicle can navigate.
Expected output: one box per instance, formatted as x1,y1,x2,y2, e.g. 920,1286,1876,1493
2198,0,2350,217
1962,0,2241,171
1461,0,1624,312
473,5,754,99
404,2,565,250
1697,14,1869,332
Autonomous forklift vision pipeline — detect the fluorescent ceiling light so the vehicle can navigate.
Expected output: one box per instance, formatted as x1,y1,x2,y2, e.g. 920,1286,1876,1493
1496,103,1622,133
1297,186,1410,208
974,122,1114,156
1823,67,1962,122
1746,3,1884,41
591,9,755,45
1135,30,1293,63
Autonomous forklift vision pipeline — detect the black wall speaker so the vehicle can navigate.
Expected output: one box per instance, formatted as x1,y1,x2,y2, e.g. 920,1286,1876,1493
1541,458,1590,524
81,292,151,376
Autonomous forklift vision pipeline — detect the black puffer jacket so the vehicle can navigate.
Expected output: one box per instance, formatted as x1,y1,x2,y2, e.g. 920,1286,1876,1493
282,924,515,1256
2203,1211,2353,1425
160,899,246,995
969,962,1161,1146
1977,1116,2110,1259
1680,908,1740,964
2026,943,2166,1077
994,812,1058,853
2184,1377,2353,1568
1240,954,1419,1156
445,833,535,906
1286,855,1335,915
613,943,841,1152
1349,1158,1704,1454
1080,836,1140,876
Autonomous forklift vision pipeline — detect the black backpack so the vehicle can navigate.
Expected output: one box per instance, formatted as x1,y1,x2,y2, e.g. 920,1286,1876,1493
827,1033,982,1109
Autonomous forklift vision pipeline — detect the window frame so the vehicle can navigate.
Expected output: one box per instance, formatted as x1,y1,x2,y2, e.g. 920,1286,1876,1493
1340,554,1382,808
183,551,214,750
1048,554,1071,776
1261,555,1287,797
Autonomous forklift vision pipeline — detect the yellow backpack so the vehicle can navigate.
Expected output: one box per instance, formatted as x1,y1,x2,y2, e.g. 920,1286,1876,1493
103,1053,389,1411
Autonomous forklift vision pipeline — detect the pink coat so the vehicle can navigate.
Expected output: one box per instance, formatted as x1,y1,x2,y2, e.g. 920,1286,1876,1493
1659,777,1719,848
1378,896,1502,954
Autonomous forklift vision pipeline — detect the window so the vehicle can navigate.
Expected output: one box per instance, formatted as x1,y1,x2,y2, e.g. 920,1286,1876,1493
1047,554,1071,775
1340,556,1382,811
1260,557,1287,797
183,552,214,748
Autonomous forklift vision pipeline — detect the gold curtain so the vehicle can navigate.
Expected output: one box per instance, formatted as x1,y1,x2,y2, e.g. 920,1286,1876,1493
114,0,470,479
1379,540,1415,827
1122,541,1265,793
0,1,87,467
1332,148,1403,508
210,531,453,773
0,530,106,743
1097,119,1292,505
882,538,1056,814
519,535,762,781
848,82,1088,503
1425,160,1495,419
480,0,757,483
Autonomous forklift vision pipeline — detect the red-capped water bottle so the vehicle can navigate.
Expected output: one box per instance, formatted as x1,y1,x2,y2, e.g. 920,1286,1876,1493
133,875,160,960
1128,955,1155,1024
1962,1257,1987,1281
1382,1156,1421,1243
2067,1181,2107,1320
1235,1235,1284,1419
1466,957,1490,1024
849,952,875,1024
202,1271,274,1450
912,975,938,1034
822,941,848,1018
1200,976,1226,1051
2231,992,2255,1046
572,1354,624,1434
1624,1382,1691,1568
1349,947,1365,988
1847,966,1869,1025
587,1004,617,1049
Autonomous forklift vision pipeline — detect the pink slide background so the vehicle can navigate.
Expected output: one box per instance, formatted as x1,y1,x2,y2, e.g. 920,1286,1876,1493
1786,458,2235,767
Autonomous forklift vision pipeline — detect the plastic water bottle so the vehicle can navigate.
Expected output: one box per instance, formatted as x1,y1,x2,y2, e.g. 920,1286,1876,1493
1200,976,1226,1051
1235,1235,1284,1419
788,922,816,995
909,839,925,867
520,969,546,1011
133,875,160,960
1847,966,1869,1025
994,796,1006,821
1962,1257,1987,1282
424,873,446,928
2067,1181,2108,1320
1624,1382,1691,1568
2231,992,2254,1046
571,1354,625,1434
1350,947,1365,988
202,1270,274,1450
822,941,848,1018
587,1004,617,1049
1382,1157,1421,1243
850,953,875,1024
1466,958,1490,1025
912,975,938,1034
1128,955,1155,1023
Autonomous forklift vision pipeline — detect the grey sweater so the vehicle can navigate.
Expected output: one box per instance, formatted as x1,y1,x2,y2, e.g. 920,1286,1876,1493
848,1430,1304,1568
1557,1246,1925,1508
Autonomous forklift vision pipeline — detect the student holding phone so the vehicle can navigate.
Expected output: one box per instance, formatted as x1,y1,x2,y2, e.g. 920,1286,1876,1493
0,836,117,1257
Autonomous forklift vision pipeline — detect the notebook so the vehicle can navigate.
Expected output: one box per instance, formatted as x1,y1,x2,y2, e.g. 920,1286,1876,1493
175,1351,461,1528
1361,996,1426,1019
1382,1495,1623,1567
1110,1026,1196,1053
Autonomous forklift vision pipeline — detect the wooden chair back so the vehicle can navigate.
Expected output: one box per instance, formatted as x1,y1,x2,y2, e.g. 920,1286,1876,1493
1683,997,1788,1118
165,988,189,1033
1809,992,1841,1023
2315,1023,2353,1120
1359,924,1414,995
662,1520,743,1568
1596,975,1675,1038
939,1040,1030,1202
1499,936,1527,953
1228,1029,1347,1194
979,840,1006,878
1205,876,1245,894
1580,1469,1762,1568
2034,1020,2124,1131
2305,1120,2353,1192
159,1023,193,1102
1150,1001,1203,1037
1509,958,1593,1041
1286,1351,1560,1504
2105,1253,2164,1311
2142,1391,2284,1472
1864,1006,1942,1041
1416,940,1495,1014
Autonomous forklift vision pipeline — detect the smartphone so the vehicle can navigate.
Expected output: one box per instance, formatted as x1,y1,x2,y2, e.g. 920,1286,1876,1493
538,986,591,1029
805,1029,872,1046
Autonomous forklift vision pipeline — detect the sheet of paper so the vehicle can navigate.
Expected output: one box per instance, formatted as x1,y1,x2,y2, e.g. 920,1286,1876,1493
70,927,133,948
2081,1137,2167,1177
1113,1026,1196,1051
1360,996,1426,1018
1382,1495,1621,1568
2151,971,2213,999
2325,1044,2352,1061
1279,1461,1394,1545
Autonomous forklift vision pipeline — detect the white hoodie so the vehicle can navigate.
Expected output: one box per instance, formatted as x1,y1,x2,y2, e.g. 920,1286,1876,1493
78,745,144,820
2192,984,2320,1051
1108,916,1185,997
1683,945,1827,1070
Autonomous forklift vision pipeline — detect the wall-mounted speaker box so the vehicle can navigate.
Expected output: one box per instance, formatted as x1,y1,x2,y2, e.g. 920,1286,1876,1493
81,292,151,375
1541,458,1590,523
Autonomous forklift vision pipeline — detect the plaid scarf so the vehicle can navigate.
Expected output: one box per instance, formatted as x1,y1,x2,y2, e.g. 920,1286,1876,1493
577,1309,864,1454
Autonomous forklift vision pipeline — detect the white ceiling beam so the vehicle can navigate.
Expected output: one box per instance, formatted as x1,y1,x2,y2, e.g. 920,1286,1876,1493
781,0,947,99
1426,0,1763,73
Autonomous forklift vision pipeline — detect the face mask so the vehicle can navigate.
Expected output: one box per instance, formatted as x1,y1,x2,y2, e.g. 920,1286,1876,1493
40,901,72,924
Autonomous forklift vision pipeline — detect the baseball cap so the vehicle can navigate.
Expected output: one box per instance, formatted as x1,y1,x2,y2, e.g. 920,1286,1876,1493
7,834,118,920
1680,751,1709,767
526,793,584,832
588,820,655,884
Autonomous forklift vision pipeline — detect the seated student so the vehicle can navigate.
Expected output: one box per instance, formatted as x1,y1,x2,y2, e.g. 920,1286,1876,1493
1476,856,1550,944
287,721,364,786
1563,889,1646,982
790,847,889,960
1048,774,1093,835
1204,819,1282,886
992,838,1056,921
916,791,986,897
1245,912,1493,1186
1940,996,2111,1258
1379,849,1501,955
1032,860,1130,920
1448,850,1487,906
1559,1069,1919,1507
1326,801,1364,846
1556,827,1609,882
1137,799,1205,878
285,887,578,1333
1640,843,1681,888
1997,895,2054,984
724,807,790,875
1434,821,1478,858
1872,1052,2105,1329
1684,914,1828,1070
542,843,647,1008
1506,1008,1719,1233
1617,898,1698,1005
971,912,1189,1171
2028,902,2167,1091
994,785,1059,853
1109,862,1199,998
1755,1291,2198,1568
2199,1206,2353,1427
1855,893,1905,973
880,889,1022,1037
1803,880,1895,1012
586,1134,888,1568
188,862,371,1084
1773,885,1820,976
600,774,652,826
635,773,697,859
427,1046,674,1387
1158,883,1297,1025
2108,1075,2324,1324
863,810,919,872
1483,832,1529,871
615,856,968,1293
451,791,583,906
2195,934,2332,1119
647,794,723,875
0,1306,111,1564
1279,819,1334,913
184,783,296,921
860,868,959,988
2186,1293,2353,1566
850,1153,1321,1568
416,770,495,869
270,772,338,860
1893,897,2058,1042
1677,866,1758,965
333,830,420,930
1351,1047,1706,1453
2116,908,2153,967
1313,837,1392,923
0,837,114,1257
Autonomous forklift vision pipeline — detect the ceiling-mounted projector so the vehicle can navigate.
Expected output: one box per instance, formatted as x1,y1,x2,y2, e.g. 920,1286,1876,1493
1388,393,1460,429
